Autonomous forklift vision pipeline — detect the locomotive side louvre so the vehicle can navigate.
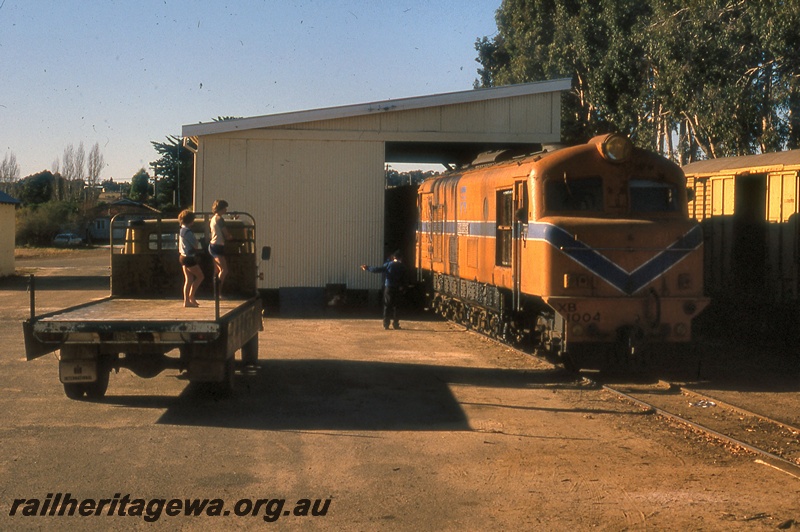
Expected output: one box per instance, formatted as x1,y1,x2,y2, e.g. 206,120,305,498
418,134,710,369
418,163,530,292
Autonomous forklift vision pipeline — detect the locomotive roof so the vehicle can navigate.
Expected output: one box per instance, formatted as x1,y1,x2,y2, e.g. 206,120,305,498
682,149,800,177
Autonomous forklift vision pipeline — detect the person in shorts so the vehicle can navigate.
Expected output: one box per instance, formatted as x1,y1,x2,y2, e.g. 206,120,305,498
178,209,204,307
209,199,233,295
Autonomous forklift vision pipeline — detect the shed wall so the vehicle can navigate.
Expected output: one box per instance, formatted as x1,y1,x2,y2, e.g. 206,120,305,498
195,138,386,290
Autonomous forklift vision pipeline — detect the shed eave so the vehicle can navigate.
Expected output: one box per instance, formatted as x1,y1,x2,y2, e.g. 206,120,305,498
182,78,571,137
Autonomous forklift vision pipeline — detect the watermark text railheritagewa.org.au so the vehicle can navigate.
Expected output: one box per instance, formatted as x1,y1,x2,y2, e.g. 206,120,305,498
8,493,331,523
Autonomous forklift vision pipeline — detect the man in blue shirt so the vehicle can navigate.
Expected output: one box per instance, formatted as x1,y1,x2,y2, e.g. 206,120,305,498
361,251,407,330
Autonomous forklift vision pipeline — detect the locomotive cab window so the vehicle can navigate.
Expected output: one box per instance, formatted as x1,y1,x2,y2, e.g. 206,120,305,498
545,176,603,213
629,179,679,213
496,189,513,266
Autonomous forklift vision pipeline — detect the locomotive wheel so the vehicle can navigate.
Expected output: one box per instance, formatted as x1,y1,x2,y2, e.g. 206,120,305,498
467,310,475,329
489,315,501,338
603,334,650,374
560,351,580,373
502,322,517,344
454,303,465,325
477,311,489,334
439,297,449,318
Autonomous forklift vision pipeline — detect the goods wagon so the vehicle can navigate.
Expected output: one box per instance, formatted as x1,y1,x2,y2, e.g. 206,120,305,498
685,151,800,342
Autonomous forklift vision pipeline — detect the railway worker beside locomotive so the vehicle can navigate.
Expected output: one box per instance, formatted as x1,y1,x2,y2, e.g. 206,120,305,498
361,251,407,330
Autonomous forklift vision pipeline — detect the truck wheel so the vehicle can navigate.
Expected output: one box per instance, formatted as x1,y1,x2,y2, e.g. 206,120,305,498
84,368,110,400
222,356,235,395
206,356,235,399
63,383,86,400
242,334,258,365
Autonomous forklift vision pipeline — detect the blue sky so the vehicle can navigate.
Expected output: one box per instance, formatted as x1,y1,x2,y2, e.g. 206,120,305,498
1,1,501,181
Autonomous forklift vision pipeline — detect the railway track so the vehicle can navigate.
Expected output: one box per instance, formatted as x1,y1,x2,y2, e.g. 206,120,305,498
599,380,800,480
459,320,800,479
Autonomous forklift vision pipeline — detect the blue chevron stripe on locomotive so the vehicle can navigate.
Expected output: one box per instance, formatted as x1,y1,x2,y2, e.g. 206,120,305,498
527,223,704,295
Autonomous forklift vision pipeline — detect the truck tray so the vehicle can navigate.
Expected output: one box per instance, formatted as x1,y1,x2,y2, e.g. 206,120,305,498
36,297,249,323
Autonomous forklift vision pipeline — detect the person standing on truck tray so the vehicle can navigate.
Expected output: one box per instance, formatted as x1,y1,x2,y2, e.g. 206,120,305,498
209,199,234,296
178,209,204,307
361,251,407,330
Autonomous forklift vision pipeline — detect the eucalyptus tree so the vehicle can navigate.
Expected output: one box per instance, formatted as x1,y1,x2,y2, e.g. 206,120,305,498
476,0,800,160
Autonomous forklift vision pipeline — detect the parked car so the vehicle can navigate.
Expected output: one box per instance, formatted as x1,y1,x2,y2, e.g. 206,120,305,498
53,233,82,247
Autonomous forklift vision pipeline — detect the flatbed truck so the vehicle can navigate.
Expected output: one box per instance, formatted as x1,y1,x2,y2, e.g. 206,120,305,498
23,212,269,400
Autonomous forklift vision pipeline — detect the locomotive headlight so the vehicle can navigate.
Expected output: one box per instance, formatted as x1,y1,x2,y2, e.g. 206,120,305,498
598,134,633,163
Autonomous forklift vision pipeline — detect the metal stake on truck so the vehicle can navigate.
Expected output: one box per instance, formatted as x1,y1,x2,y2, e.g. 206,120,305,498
23,212,270,400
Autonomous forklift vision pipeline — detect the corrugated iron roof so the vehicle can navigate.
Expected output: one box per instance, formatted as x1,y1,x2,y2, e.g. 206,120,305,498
182,79,572,137
682,150,800,176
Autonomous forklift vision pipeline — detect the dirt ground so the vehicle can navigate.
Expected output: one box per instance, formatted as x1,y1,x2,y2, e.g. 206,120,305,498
1,248,799,530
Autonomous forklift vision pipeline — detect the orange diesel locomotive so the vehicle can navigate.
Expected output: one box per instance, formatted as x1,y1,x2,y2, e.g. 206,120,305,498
416,134,709,369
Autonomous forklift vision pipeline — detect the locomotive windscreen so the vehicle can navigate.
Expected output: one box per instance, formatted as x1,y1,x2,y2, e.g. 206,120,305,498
629,179,680,213
545,176,604,212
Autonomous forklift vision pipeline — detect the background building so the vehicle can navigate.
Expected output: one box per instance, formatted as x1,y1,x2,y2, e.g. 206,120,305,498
0,191,21,277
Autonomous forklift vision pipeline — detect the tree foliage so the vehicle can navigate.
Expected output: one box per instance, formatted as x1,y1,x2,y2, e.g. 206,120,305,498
476,0,800,161
150,135,193,212
148,118,238,212
385,168,437,187
15,201,82,246
86,142,105,187
16,171,57,205
0,152,20,191
129,168,152,202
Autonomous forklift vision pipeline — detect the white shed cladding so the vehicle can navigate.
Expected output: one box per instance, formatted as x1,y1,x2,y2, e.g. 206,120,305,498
193,138,383,290
183,79,570,295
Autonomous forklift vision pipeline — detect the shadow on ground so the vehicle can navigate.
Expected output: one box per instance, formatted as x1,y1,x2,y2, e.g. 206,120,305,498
99,360,582,431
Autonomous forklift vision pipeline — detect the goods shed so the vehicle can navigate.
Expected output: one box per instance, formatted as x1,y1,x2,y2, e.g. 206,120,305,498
182,79,570,306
